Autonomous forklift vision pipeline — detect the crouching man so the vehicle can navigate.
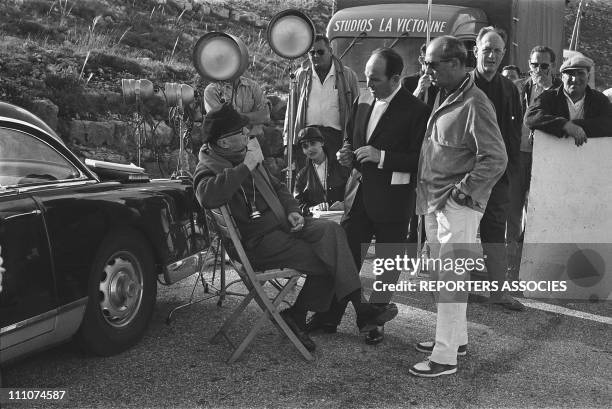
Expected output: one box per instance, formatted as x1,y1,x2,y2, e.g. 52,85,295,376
193,104,397,351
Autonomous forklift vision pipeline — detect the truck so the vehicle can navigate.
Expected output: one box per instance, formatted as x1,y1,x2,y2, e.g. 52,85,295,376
327,0,565,83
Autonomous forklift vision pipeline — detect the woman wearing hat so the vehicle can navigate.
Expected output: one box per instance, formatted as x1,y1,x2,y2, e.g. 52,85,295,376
293,126,349,216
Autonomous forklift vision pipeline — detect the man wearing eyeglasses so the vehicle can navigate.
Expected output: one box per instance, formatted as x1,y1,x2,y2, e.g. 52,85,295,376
402,43,440,108
525,55,612,144
411,36,507,378
507,46,561,280
194,104,399,353
284,34,359,170
471,26,524,311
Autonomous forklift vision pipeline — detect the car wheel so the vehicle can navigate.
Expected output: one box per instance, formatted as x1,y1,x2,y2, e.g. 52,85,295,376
76,229,157,356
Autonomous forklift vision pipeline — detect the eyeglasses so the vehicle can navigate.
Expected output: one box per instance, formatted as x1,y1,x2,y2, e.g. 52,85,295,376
308,49,326,56
421,58,454,70
530,62,550,70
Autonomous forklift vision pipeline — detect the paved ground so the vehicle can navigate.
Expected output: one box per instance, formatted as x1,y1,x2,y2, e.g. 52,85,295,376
2,262,611,409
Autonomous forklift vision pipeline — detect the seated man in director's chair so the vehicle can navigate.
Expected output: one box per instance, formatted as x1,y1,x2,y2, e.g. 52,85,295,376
193,103,398,357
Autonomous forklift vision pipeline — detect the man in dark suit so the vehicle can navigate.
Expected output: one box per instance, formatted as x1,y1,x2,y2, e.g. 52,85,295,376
402,43,439,109
306,48,430,345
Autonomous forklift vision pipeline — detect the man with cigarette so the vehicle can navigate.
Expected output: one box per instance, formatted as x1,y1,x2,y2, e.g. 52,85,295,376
194,104,398,352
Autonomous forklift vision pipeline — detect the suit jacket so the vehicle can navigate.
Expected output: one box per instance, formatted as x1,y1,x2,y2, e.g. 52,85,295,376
343,86,431,223
524,85,612,139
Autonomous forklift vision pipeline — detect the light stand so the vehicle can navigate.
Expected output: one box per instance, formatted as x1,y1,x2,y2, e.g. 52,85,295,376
165,82,195,179
266,9,316,188
121,79,154,167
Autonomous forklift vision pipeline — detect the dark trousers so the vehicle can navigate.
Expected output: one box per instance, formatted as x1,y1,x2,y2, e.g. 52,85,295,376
245,218,361,312
480,175,510,298
342,187,410,305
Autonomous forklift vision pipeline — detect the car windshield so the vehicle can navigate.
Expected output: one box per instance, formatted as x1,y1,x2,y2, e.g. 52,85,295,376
0,128,83,187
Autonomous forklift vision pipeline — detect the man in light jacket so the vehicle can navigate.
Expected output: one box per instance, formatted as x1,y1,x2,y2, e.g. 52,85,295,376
411,36,507,378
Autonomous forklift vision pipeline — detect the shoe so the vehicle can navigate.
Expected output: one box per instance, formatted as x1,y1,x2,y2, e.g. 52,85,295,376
491,295,525,311
415,341,467,356
305,314,337,334
365,326,384,345
280,309,316,352
357,303,399,334
409,359,457,377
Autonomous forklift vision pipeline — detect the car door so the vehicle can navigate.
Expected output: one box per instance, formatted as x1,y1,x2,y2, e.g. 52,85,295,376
0,190,57,356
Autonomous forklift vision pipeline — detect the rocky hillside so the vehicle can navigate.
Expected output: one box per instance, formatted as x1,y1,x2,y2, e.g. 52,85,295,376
1,0,610,176
0,0,332,177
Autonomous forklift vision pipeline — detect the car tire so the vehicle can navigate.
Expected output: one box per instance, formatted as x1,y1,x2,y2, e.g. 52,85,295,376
75,229,157,356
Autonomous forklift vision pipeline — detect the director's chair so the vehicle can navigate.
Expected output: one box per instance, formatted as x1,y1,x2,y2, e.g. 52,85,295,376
207,205,314,363
165,211,245,324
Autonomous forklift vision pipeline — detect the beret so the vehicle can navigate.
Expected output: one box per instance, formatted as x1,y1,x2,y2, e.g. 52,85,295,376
202,103,249,143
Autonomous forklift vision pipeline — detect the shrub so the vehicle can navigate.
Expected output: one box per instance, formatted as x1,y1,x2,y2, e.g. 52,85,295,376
87,52,144,76
12,20,65,42
70,0,112,21
44,73,87,118
121,26,182,55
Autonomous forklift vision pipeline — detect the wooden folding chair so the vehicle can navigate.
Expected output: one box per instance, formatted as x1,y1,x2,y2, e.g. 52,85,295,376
207,205,314,363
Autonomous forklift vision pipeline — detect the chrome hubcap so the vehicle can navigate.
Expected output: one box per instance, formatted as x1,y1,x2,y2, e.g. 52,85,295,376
99,254,143,327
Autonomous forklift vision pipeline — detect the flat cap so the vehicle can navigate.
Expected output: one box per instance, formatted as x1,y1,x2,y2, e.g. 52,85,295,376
202,103,248,144
560,55,594,73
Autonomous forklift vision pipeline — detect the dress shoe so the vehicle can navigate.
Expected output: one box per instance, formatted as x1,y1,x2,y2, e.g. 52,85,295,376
365,326,385,345
409,359,457,377
280,309,316,352
304,314,337,334
357,303,399,334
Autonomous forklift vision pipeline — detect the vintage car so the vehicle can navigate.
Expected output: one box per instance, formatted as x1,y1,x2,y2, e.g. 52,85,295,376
0,102,207,364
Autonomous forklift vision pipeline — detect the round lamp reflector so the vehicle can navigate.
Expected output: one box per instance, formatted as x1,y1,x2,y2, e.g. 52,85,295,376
267,10,315,59
193,32,249,82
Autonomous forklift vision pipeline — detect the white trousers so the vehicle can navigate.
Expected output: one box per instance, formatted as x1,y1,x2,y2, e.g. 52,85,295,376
425,198,482,365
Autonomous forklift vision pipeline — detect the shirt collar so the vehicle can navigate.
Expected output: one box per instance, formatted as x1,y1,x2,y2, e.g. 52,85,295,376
313,157,327,167
563,89,586,106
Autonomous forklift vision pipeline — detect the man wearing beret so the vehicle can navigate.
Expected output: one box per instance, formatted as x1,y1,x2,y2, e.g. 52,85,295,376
525,55,612,145
193,104,398,351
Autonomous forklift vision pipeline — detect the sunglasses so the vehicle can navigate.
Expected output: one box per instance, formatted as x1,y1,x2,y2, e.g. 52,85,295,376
421,58,454,70
530,62,550,70
308,49,326,56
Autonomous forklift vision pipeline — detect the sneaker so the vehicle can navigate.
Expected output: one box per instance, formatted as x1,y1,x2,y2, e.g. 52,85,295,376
415,341,467,356
409,359,457,378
